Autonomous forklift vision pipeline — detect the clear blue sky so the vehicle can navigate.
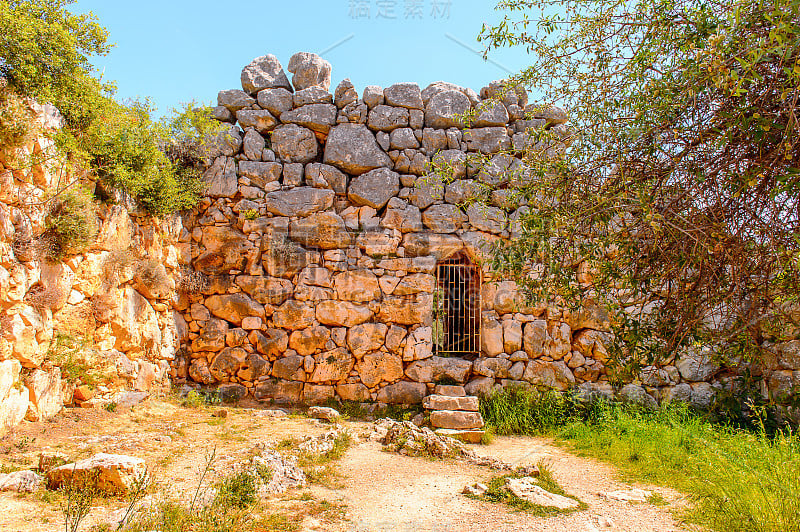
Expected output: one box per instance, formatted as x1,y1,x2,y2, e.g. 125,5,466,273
72,0,533,116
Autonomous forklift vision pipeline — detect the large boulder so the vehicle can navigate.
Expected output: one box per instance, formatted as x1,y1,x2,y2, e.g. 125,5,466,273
384,83,424,110
272,301,316,330
367,105,409,132
280,104,337,134
236,276,294,306
289,326,330,357
290,212,352,249
210,347,248,381
347,168,401,210
108,287,162,354
265,187,334,217
310,348,353,382
422,204,467,233
236,110,278,134
271,124,319,164
316,301,373,327
47,454,147,495
305,163,348,195
238,161,282,187
425,90,471,128
24,368,62,422
203,157,238,198
287,52,332,91
676,347,720,382
358,352,404,387
378,294,434,325
376,381,427,404
205,293,265,326
323,124,391,175
241,55,292,94
463,127,511,154
257,88,294,118
334,270,382,302
194,226,249,275
347,323,389,357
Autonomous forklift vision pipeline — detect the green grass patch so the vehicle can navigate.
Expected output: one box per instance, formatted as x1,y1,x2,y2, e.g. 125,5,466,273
480,387,800,532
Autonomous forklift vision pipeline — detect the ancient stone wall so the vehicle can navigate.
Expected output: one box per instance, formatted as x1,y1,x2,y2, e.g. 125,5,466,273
0,102,182,434
173,52,669,406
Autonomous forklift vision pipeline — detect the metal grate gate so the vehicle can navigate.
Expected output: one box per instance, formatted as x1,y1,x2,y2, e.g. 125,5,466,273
433,256,481,356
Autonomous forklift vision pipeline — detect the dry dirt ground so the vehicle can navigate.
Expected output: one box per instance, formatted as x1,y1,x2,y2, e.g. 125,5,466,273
0,398,694,532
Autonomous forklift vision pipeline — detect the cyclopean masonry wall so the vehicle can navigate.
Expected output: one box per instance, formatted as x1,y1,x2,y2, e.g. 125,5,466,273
172,52,800,412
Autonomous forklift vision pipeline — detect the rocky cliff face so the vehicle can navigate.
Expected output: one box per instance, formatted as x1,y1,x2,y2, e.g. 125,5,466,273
0,101,182,434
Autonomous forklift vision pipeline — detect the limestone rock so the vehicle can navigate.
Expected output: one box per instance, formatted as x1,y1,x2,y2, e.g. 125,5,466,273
337,383,370,402
280,103,337,134
472,100,510,127
334,79,358,109
310,348,353,382
107,287,162,355
316,301,372,327
378,294,434,325
236,276,293,306
254,379,304,403
205,293,265,326
358,352,404,388
422,204,466,233
334,270,381,302
676,347,719,382
47,454,147,495
217,89,255,111
238,161,282,187
384,83,424,110
348,168,400,210
287,52,332,91
406,356,472,383
324,124,391,175
347,323,389,357
203,157,237,198
272,356,306,381
271,124,318,164
402,233,463,260
236,110,278,134
505,477,580,509
308,406,341,421
464,127,511,154
305,163,348,195
265,187,334,217
618,384,657,409
290,212,352,249
242,129,266,161
0,470,43,493
425,90,470,128
363,85,384,109
241,55,292,94
466,203,507,234
423,395,479,411
376,381,427,404
210,347,248,380
368,105,409,132
289,326,330,357
430,410,484,429
257,87,294,117
272,301,316,330
24,368,62,422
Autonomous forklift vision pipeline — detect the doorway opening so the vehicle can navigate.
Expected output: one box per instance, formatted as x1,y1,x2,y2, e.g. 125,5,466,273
433,252,481,357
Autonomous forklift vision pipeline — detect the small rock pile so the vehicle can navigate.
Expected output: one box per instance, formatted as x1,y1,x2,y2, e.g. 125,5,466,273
423,384,485,443
376,419,510,470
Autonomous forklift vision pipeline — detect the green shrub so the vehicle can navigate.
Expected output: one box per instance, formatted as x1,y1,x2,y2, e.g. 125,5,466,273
212,471,258,509
42,187,97,261
46,332,105,386
0,85,32,149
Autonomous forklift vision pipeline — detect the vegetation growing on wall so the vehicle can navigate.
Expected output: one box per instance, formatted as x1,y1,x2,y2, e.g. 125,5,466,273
481,0,800,368
0,0,222,215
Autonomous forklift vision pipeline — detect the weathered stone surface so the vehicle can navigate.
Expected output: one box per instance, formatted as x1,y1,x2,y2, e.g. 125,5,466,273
444,179,481,205
241,55,292,94
389,127,420,150
437,429,484,444
270,124,318,164
505,478,579,509
206,293,264,326
290,212,352,249
0,470,43,493
289,326,330,357
218,89,255,111
236,110,278,134
618,384,658,409
237,354,271,381
280,103,337,134
402,233,463,260
464,127,511,154
382,202,423,233
422,204,467,233
435,384,467,397
676,347,720,382
48,454,147,494
272,300,315,330
363,85,384,109
378,294,434,325
358,352,404,387
238,161,282,186
287,52,332,91
310,348,353,382
465,376,494,396
347,323,388,357
409,176,444,210
334,270,381,302
195,226,248,275
394,274,435,296
384,83,424,110
523,320,547,358
308,406,340,422
376,381,427,404
272,355,306,381
242,129,266,161
107,287,162,355
402,326,432,361
347,168,400,210
254,379,304,403
257,87,294,118
324,124,391,175
210,347,248,380
406,356,472,383
368,105,409,132
472,100,510,127
24,368,62,421
265,187,334,217
425,90,470,128
203,157,237,198
423,395,480,411
316,301,373,327
293,87,333,106
481,319,504,357
523,360,574,391
251,329,289,359
305,163,348,195
193,318,228,353
334,79,358,109
189,359,214,384
430,410,484,429
466,203,507,234
236,276,293,306
474,357,512,379
337,383,371,401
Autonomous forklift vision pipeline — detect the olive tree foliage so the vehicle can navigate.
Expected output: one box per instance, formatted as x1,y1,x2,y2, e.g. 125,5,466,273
477,0,800,369
0,0,221,216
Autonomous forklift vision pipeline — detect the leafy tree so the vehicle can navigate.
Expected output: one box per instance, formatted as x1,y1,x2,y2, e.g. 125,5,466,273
0,0,219,216
478,0,800,369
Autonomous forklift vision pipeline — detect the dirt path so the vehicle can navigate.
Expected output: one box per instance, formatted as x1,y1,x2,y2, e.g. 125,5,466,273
313,432,690,532
0,402,691,532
